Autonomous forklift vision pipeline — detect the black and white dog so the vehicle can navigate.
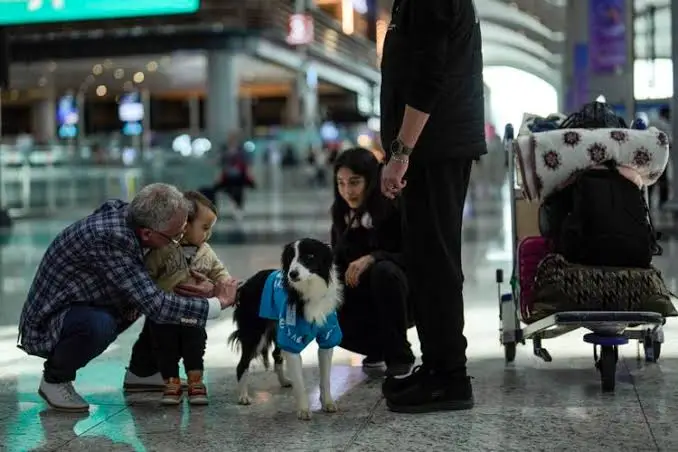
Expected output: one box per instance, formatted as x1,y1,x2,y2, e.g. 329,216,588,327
228,238,343,420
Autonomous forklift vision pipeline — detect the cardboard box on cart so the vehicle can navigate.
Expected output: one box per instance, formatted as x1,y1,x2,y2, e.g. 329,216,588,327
515,197,540,241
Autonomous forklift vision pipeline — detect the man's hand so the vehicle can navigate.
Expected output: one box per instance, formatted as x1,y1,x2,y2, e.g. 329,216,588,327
214,277,240,309
175,270,215,298
345,255,375,288
381,158,409,199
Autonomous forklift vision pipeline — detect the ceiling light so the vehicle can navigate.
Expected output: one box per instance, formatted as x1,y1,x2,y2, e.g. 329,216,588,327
38,77,47,87
96,85,107,97
146,61,159,72
103,59,114,69
47,61,57,72
114,69,125,79
133,72,145,83
92,64,103,75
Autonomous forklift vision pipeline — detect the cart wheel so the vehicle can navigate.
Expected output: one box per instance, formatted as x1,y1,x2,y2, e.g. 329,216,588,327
644,340,661,363
599,346,617,392
504,342,516,363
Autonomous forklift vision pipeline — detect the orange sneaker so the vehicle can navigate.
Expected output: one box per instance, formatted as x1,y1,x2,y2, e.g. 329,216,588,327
160,378,183,405
187,371,208,406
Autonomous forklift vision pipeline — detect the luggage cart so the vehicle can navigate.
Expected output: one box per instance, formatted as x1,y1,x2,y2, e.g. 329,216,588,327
496,119,666,392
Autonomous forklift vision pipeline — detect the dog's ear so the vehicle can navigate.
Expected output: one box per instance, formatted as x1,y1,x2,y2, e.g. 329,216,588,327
281,242,295,270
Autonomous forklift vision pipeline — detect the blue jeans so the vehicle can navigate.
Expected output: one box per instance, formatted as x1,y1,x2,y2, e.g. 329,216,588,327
43,306,119,383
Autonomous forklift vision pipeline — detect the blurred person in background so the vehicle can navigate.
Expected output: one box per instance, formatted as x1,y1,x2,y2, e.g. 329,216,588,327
201,132,255,220
650,106,671,209
379,0,486,413
306,146,328,187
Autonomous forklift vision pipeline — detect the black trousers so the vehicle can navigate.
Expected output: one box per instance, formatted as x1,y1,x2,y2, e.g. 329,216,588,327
339,260,414,365
128,318,160,377
150,322,208,379
402,158,473,375
200,183,245,209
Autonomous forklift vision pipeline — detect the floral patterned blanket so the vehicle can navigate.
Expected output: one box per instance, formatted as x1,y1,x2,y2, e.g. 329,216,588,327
514,128,670,201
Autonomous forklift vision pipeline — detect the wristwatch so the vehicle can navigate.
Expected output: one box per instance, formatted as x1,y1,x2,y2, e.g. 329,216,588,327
389,138,413,162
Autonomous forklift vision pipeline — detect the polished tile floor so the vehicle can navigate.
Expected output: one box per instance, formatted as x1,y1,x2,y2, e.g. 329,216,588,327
2,183,678,451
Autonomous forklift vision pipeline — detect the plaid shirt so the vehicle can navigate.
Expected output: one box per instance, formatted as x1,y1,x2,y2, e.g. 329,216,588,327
17,200,210,358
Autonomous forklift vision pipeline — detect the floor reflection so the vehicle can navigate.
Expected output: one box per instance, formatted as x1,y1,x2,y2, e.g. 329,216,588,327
2,179,678,451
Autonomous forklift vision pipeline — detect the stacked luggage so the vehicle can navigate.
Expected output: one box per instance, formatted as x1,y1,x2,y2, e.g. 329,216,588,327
498,101,676,392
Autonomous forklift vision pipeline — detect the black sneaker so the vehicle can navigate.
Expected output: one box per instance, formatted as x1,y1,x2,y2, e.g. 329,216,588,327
382,365,429,398
386,374,474,414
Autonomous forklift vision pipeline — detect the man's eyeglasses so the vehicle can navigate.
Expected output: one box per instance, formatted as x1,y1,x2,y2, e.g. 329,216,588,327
153,230,184,245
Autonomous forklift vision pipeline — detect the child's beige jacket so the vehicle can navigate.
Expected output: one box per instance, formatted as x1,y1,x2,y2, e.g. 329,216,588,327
145,243,230,292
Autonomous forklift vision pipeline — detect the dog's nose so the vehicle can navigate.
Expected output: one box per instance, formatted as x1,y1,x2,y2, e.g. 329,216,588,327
288,269,300,281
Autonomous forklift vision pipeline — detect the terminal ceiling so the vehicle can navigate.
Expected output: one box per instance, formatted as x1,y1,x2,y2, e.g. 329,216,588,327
478,0,671,88
6,0,673,95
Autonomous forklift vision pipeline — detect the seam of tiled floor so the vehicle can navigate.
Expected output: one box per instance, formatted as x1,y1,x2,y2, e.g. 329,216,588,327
49,406,129,451
623,356,661,452
340,396,385,451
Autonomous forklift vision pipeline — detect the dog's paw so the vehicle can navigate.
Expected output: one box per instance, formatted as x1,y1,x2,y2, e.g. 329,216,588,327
279,378,293,388
297,408,312,421
322,401,338,413
238,395,252,405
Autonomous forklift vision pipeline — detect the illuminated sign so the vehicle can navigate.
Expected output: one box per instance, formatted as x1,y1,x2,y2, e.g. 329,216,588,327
287,14,313,46
119,92,144,136
352,0,367,14
0,0,200,25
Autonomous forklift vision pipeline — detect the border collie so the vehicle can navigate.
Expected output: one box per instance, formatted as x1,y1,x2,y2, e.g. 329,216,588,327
228,238,343,420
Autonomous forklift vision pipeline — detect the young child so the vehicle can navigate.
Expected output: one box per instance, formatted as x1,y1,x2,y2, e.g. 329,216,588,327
145,190,234,406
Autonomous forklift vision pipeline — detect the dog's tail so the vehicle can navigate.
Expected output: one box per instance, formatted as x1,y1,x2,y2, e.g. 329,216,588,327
227,330,241,352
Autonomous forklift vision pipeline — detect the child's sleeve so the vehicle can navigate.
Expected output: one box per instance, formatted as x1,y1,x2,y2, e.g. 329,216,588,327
316,313,343,349
203,244,231,282
143,249,164,280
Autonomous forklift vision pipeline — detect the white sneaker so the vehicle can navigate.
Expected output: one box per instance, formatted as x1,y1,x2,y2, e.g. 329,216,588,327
38,378,89,413
123,368,165,393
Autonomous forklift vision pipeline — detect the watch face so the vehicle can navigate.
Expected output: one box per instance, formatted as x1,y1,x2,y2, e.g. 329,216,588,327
390,140,402,154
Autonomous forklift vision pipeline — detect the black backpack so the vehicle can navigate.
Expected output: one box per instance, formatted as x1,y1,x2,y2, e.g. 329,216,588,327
539,101,661,268
546,163,661,268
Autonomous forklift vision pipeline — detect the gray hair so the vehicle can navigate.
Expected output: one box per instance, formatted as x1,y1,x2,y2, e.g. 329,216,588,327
128,183,188,231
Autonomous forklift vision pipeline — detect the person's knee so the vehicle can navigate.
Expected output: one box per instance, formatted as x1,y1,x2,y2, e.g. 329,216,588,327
370,260,405,285
66,308,118,353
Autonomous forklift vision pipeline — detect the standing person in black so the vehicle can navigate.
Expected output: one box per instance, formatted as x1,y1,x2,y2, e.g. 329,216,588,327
379,0,487,413
331,148,415,377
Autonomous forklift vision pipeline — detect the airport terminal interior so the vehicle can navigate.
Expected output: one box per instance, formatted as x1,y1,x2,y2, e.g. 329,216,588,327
3,0,678,451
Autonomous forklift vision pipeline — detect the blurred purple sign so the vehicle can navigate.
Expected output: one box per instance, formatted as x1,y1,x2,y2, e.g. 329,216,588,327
589,0,627,74
572,44,589,110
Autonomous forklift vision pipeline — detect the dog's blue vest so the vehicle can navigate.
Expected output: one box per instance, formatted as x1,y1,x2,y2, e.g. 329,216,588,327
259,270,342,354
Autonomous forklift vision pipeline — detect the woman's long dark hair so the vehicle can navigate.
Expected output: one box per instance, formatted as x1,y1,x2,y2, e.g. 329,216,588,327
331,147,392,237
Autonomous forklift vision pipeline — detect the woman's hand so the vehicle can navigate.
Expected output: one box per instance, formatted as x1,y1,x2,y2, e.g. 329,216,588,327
175,270,215,298
345,255,375,288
